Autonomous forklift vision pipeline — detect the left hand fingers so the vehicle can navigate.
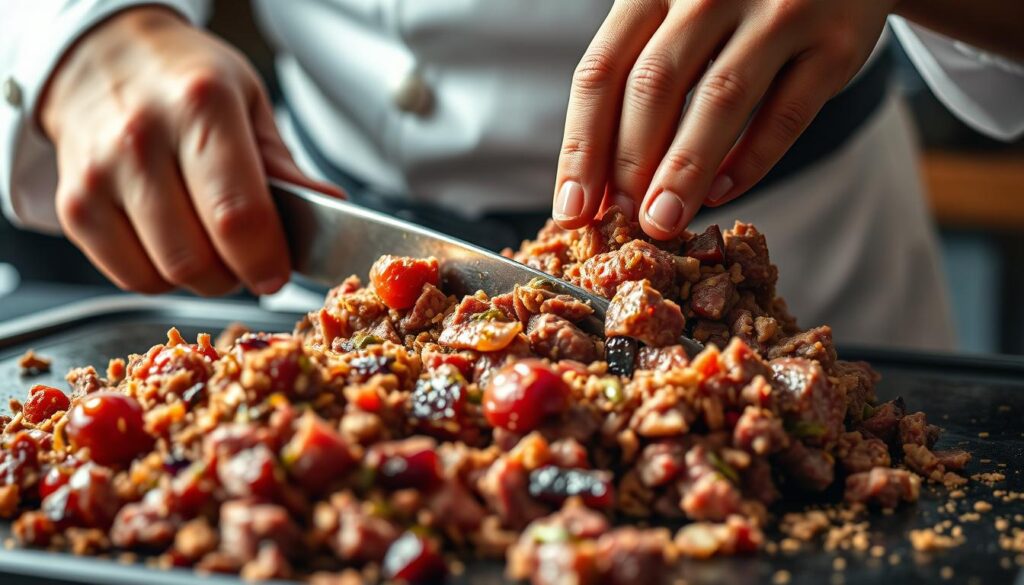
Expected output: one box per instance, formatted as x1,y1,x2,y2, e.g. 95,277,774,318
639,23,794,240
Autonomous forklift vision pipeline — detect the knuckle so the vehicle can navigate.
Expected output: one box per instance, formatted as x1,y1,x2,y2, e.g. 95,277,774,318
615,149,655,180
210,191,269,241
742,143,776,178
660,148,709,182
560,136,598,161
627,53,678,109
56,186,95,231
768,0,810,26
176,67,234,112
572,46,620,93
160,249,211,287
116,107,161,163
821,31,861,77
770,99,814,143
697,69,750,115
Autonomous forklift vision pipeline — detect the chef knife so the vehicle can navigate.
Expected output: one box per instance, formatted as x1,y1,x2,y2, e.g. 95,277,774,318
269,178,703,356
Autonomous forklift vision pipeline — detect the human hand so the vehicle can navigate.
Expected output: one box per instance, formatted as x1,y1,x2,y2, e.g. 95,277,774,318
552,0,894,239
40,7,345,295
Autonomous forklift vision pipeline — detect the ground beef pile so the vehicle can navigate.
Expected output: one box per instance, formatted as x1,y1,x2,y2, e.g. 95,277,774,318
0,208,968,584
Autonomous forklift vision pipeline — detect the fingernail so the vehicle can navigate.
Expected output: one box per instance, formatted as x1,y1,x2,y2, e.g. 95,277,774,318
253,275,288,296
707,175,734,203
553,181,585,221
645,190,684,233
611,192,637,217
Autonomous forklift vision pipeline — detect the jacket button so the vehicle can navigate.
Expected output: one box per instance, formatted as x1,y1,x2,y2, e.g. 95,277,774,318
3,77,22,108
392,71,432,116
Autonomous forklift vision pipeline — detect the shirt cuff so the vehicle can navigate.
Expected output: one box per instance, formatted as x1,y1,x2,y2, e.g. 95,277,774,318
890,15,1024,142
1,0,210,234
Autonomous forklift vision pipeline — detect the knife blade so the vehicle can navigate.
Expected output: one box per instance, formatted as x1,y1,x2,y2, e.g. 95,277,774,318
270,178,703,356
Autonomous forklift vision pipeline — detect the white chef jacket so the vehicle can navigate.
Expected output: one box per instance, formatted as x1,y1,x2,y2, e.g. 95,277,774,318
2,0,1023,351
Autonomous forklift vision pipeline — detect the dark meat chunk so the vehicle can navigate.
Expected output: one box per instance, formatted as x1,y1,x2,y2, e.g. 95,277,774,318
902,444,945,482
478,457,549,530
595,527,672,585
844,467,920,508
220,500,301,563
832,360,879,423
399,283,449,334
65,366,105,398
691,320,730,348
635,345,689,372
424,479,487,534
511,220,576,277
690,273,736,320
321,492,400,563
447,295,492,326
513,284,594,324
684,225,726,265
605,280,685,348
732,407,788,455
572,240,681,299
770,358,845,446
527,314,599,363
507,502,609,584
777,441,835,492
637,442,685,488
110,497,176,550
281,412,354,493
856,398,906,444
768,326,837,369
898,412,941,448
723,222,776,288
439,318,524,353
217,444,281,500
572,205,643,262
933,449,971,471
836,431,891,474
677,445,743,521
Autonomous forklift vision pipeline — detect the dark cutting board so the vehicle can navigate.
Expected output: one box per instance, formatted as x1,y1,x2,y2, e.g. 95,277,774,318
0,296,1022,585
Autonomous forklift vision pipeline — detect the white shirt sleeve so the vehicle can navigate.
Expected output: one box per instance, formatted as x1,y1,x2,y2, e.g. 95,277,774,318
890,15,1024,142
0,0,211,234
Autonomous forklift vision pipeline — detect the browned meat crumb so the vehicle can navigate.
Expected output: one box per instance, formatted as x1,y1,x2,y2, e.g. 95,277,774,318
17,350,51,374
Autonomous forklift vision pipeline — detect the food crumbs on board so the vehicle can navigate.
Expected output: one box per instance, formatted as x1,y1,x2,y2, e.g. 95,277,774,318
950,489,966,499
870,545,885,558
833,557,847,571
975,501,993,513
888,553,900,565
978,432,990,438
773,570,792,585
940,566,954,580
17,349,52,374
996,517,1010,531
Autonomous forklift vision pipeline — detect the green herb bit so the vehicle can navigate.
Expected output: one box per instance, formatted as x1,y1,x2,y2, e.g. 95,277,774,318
471,308,508,322
352,332,384,349
526,277,555,290
788,420,826,439
530,523,570,544
707,451,740,484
